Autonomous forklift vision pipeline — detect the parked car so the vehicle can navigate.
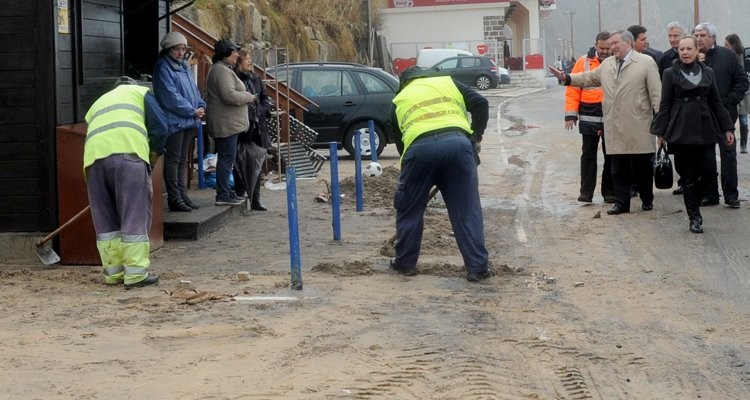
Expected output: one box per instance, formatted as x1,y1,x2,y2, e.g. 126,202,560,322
416,48,473,68
428,56,510,90
265,62,399,156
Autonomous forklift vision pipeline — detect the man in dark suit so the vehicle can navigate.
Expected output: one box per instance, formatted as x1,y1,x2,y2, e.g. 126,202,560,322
694,22,749,208
628,25,662,63
658,21,685,76
658,22,687,196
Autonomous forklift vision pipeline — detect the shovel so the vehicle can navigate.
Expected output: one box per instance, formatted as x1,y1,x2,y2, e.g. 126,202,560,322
36,206,91,265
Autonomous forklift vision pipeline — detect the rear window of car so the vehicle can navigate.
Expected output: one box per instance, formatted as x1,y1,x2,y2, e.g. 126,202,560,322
355,71,394,94
459,58,480,68
300,69,357,97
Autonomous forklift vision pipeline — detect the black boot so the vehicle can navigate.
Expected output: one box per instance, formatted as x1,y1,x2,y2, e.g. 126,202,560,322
181,194,200,209
250,179,266,211
168,199,192,212
251,200,267,211
682,184,703,233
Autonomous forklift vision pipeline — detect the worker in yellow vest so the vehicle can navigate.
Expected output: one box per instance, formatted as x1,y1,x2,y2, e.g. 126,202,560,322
83,76,169,288
389,67,491,282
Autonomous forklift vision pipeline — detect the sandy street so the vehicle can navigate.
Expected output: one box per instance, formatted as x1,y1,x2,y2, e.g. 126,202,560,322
2,81,750,399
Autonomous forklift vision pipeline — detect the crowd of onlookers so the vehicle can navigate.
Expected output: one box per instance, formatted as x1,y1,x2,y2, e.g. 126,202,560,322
153,33,272,211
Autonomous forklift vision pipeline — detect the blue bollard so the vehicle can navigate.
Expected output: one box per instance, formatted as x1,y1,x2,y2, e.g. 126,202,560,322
197,121,205,189
329,142,341,241
354,130,364,212
286,167,303,290
368,119,378,162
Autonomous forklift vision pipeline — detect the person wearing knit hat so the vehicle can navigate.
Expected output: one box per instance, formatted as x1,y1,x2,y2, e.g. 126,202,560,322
160,32,188,50
152,31,206,212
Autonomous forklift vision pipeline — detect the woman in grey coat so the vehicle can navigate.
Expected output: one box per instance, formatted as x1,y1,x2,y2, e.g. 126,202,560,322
651,35,735,233
205,39,256,206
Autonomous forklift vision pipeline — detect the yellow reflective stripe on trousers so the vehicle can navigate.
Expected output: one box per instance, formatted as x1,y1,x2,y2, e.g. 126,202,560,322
122,234,149,243
122,240,150,285
95,233,125,284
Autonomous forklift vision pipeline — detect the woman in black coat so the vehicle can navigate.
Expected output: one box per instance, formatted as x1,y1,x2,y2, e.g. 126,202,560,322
234,49,273,210
651,35,735,233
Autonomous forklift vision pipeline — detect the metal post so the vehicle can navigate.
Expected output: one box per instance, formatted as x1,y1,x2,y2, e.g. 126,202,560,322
564,10,575,58
638,0,642,25
286,166,302,290
329,142,341,241
354,130,364,212
368,120,377,162
694,0,700,26
365,0,372,65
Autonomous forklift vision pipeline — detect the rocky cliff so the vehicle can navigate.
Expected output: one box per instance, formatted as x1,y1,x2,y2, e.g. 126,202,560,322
181,0,378,64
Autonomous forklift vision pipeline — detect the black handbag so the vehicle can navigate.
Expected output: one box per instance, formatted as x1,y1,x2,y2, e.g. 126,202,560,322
654,144,674,189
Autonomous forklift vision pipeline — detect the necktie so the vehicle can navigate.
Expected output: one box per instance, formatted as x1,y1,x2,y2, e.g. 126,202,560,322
617,59,624,76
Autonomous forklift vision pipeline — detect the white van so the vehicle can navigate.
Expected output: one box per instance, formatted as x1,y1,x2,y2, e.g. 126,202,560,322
416,48,473,68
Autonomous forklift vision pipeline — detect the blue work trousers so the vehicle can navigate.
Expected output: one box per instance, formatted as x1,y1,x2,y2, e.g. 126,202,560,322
393,131,488,273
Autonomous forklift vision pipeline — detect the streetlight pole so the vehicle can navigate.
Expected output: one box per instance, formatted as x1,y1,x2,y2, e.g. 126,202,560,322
597,0,602,33
367,0,373,65
638,0,642,25
563,10,575,59
694,0,700,26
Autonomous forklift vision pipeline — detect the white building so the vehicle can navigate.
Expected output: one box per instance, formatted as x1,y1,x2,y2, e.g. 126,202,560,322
380,0,549,84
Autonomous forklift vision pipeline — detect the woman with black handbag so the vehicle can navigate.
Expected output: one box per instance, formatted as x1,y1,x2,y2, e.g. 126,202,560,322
651,35,735,233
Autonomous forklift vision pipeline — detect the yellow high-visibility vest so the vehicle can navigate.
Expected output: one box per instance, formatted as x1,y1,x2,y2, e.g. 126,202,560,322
393,76,473,155
83,85,151,175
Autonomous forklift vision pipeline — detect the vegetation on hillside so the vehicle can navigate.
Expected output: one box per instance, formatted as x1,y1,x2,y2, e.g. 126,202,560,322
193,0,372,62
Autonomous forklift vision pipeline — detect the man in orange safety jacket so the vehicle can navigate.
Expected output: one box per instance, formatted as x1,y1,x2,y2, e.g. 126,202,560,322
564,31,615,204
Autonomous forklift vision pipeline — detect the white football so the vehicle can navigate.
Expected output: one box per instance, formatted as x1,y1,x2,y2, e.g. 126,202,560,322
363,161,383,177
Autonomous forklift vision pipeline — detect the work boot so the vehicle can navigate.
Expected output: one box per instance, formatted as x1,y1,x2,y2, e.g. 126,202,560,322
389,258,417,276
124,274,160,289
467,270,491,282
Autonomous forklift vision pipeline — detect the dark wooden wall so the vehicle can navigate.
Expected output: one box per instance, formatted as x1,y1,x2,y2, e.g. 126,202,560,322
0,1,55,231
0,0,168,232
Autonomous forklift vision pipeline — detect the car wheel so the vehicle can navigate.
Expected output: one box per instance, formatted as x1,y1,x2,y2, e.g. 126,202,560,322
344,122,386,157
475,75,492,90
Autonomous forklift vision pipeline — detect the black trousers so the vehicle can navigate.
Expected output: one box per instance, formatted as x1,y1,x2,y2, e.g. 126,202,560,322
610,153,654,210
672,143,717,219
705,107,738,203
580,133,614,198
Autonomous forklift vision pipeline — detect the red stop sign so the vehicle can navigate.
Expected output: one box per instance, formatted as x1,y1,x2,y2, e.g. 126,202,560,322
476,44,488,54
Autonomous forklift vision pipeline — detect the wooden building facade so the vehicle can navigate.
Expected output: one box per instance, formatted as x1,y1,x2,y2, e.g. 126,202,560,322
0,0,169,232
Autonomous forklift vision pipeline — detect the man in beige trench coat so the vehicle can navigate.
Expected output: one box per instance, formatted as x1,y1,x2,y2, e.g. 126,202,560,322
550,29,662,215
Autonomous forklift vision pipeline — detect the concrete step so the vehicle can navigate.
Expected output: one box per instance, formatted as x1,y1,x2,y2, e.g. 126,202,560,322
163,188,245,241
